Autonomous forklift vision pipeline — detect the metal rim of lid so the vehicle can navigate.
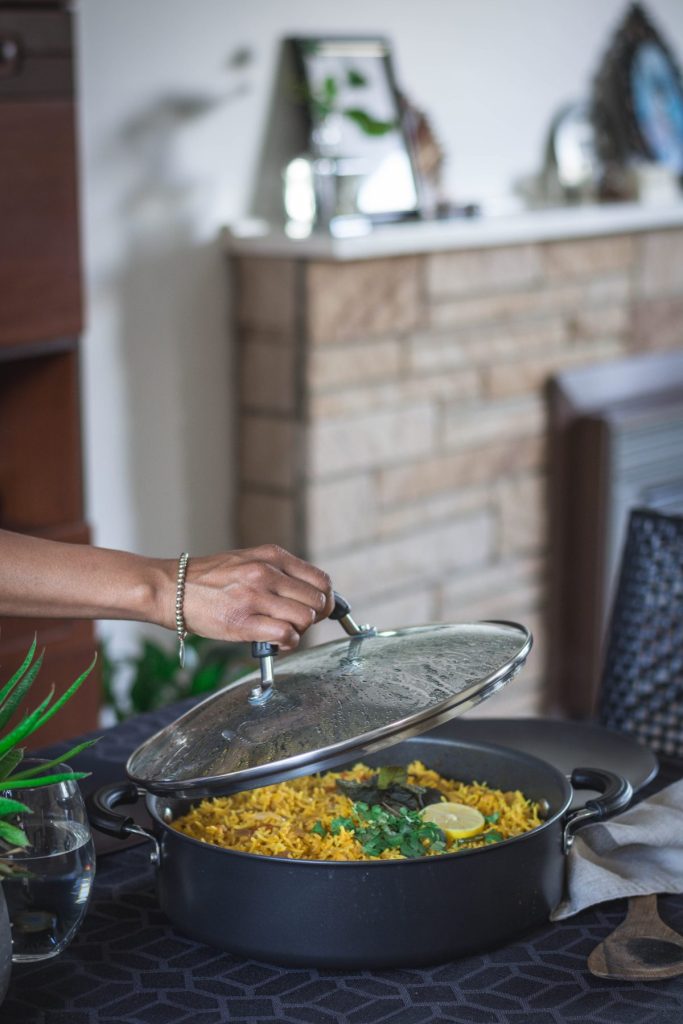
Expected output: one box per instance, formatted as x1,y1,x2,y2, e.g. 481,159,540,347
126,620,533,799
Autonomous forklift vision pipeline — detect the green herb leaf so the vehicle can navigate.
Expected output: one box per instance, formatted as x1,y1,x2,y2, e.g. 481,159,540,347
484,830,504,844
377,766,407,790
311,821,326,838
484,812,501,825
330,816,355,835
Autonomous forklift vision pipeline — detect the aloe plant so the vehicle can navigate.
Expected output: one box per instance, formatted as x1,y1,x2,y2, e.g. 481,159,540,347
0,638,97,857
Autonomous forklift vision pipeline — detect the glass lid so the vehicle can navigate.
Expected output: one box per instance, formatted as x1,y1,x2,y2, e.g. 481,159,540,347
126,601,532,799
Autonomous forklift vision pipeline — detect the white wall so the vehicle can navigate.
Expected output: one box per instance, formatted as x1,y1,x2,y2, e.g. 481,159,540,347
76,0,683,655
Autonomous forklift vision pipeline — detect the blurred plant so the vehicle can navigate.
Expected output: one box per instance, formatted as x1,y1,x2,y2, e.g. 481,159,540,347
100,635,251,721
0,639,96,868
309,66,396,137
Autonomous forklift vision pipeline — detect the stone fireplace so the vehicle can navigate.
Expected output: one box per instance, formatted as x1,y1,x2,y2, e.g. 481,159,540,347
229,207,683,717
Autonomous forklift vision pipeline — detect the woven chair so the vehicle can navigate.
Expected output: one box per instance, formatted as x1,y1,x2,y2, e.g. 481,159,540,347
598,507,683,765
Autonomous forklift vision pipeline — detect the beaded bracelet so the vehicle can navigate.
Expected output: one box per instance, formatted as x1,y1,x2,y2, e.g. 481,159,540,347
175,552,190,667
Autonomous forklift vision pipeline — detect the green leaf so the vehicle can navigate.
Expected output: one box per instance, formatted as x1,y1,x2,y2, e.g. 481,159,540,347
0,649,45,731
3,771,89,790
311,821,326,837
190,662,224,696
0,749,24,783
6,738,98,781
323,75,337,103
347,68,367,87
377,766,407,790
0,636,37,706
33,655,97,733
484,812,501,825
343,108,396,136
0,820,29,848
0,797,30,816
0,688,56,759
484,830,504,844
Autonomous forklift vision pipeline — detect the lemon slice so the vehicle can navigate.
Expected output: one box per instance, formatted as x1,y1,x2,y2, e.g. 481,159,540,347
420,802,486,840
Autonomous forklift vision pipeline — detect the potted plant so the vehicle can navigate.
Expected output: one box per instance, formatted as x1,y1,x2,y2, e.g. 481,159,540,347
0,639,96,1004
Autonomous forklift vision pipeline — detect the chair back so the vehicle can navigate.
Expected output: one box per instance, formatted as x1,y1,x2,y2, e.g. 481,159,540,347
599,507,683,762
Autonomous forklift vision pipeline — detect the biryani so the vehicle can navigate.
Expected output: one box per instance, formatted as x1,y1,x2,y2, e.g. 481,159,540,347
172,761,545,861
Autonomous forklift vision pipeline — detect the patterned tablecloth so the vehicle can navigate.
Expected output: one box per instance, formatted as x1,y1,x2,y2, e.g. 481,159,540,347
3,703,683,1024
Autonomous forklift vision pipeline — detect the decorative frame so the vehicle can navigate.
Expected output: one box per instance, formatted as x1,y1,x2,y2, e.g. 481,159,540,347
592,3,683,176
289,36,421,224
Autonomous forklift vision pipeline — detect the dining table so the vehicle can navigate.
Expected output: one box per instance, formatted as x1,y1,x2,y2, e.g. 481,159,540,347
2,699,683,1024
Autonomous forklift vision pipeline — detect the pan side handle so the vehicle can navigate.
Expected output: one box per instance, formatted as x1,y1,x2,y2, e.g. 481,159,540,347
563,766,633,853
87,781,160,863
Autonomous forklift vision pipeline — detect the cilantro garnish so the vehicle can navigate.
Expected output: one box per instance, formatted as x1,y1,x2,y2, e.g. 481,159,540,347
310,802,446,858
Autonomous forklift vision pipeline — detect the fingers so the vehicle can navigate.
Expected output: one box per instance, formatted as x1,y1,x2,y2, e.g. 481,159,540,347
180,546,335,648
248,545,334,620
245,614,301,652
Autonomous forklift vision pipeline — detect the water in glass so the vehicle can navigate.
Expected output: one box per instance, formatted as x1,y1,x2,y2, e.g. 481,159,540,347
3,761,96,962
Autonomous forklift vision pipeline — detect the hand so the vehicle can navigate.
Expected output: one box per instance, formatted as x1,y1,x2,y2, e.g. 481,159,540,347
181,545,334,651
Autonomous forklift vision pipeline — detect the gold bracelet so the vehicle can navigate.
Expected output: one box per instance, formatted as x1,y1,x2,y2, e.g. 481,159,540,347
175,552,190,667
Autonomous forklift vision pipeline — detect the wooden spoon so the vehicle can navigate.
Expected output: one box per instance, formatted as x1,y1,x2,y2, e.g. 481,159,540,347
588,894,683,981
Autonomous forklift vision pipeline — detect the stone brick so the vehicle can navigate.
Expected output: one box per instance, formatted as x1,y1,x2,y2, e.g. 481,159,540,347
439,556,544,621
309,404,436,478
429,276,632,330
307,338,403,392
484,339,625,398
442,396,545,450
497,474,546,556
322,512,495,599
406,330,467,372
410,320,566,387
237,258,297,332
239,334,297,413
240,415,300,488
307,257,420,343
542,236,635,279
566,304,630,343
426,245,542,298
306,475,375,555
632,296,683,351
378,436,545,506
238,492,297,549
635,230,683,298
310,368,480,418
378,485,491,538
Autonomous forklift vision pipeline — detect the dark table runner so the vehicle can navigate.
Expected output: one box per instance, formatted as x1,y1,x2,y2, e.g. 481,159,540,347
3,705,683,1024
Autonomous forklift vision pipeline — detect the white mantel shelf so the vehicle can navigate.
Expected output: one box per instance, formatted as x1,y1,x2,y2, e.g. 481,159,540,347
225,200,683,261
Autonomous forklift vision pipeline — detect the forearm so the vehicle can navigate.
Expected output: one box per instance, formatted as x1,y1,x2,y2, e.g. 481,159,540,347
0,529,175,628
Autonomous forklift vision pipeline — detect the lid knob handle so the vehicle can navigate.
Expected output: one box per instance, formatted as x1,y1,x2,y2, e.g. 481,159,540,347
249,641,278,705
329,592,376,637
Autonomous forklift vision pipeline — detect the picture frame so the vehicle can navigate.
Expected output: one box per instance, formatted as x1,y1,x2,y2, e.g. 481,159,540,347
288,36,421,225
592,3,683,176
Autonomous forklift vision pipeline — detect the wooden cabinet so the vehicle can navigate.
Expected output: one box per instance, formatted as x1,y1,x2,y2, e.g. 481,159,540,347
0,1,98,745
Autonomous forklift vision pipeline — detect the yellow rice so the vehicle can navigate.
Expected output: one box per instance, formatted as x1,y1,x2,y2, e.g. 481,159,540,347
172,761,544,861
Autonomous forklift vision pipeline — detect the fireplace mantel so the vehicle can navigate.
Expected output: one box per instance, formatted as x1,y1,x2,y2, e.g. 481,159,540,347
225,200,683,261
229,210,683,717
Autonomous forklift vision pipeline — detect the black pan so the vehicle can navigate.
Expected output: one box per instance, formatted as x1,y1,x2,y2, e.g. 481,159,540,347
89,734,632,969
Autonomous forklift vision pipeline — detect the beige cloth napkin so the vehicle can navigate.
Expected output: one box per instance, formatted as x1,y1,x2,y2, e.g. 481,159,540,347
551,778,683,920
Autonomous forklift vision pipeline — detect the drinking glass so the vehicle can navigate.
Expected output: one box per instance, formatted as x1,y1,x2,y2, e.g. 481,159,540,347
2,761,96,962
